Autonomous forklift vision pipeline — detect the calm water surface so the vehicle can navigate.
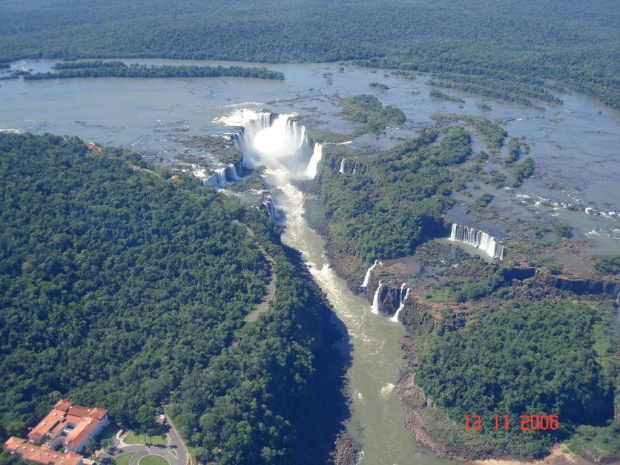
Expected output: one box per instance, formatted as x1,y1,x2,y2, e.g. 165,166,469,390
2,59,618,254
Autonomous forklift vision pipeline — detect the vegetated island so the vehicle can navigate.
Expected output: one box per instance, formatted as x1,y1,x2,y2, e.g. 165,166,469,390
301,115,620,462
369,82,389,91
0,133,348,464
338,94,406,135
429,89,465,105
24,61,285,80
427,75,562,110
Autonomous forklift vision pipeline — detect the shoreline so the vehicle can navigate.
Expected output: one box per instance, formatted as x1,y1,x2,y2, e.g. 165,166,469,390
396,365,601,465
470,445,600,465
301,202,618,464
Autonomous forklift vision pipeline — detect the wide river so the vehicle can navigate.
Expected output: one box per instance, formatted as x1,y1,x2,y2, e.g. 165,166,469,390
2,59,619,463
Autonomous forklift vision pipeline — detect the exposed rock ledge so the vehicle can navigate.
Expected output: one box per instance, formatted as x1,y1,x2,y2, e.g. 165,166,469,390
532,269,620,296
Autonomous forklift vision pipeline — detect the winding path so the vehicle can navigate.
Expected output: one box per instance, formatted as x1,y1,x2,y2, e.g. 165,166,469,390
233,220,277,323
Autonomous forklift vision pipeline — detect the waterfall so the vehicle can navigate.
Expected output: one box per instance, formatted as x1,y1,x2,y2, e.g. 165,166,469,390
228,162,243,180
305,143,323,178
361,260,378,288
220,109,323,179
261,196,280,220
371,281,383,314
391,284,410,323
449,223,505,260
262,200,279,220
286,118,306,150
203,162,244,188
339,158,358,175
203,167,227,188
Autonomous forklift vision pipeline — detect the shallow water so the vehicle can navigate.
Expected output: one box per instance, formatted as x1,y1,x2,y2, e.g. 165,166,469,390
2,59,618,254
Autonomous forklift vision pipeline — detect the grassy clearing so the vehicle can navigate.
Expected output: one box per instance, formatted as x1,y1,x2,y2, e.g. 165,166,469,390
138,455,170,465
124,431,167,446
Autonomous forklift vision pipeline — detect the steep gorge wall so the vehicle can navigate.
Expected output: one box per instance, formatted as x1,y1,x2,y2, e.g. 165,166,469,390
532,270,620,296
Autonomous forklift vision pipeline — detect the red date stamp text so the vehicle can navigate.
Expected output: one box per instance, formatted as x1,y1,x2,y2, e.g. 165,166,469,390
465,414,559,431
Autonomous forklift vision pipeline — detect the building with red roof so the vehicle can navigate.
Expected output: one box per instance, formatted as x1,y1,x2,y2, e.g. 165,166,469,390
4,399,109,463
3,437,83,465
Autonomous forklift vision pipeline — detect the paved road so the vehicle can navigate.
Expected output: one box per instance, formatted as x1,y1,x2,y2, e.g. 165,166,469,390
124,446,175,465
113,428,185,465
164,414,188,465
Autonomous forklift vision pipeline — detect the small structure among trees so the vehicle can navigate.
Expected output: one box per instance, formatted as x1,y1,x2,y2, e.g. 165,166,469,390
3,399,109,465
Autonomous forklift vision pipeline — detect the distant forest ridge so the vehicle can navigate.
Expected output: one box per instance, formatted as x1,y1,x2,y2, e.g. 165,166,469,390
0,0,618,109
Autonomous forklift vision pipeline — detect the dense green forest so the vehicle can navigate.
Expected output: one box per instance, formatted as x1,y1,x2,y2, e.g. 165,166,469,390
0,0,617,109
340,94,406,134
307,125,472,267
429,113,535,187
26,62,285,80
416,301,615,459
0,133,347,464
593,255,620,276
51,61,128,70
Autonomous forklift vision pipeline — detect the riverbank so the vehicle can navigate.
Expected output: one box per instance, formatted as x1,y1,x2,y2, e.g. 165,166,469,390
300,170,620,463
332,432,361,465
471,445,599,465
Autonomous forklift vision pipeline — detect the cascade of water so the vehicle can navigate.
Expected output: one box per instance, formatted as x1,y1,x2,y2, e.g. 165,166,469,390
203,167,228,188
371,281,383,314
203,162,245,188
449,223,505,259
228,111,275,168
391,284,409,323
231,132,248,167
226,162,242,181
305,143,323,179
352,161,357,174
339,158,346,174
361,260,378,288
286,119,306,150
223,110,322,179
262,199,279,220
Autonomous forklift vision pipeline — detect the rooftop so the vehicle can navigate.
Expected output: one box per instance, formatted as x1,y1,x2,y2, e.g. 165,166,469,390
28,410,66,442
27,400,108,447
65,420,98,451
3,437,83,465
4,399,109,465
